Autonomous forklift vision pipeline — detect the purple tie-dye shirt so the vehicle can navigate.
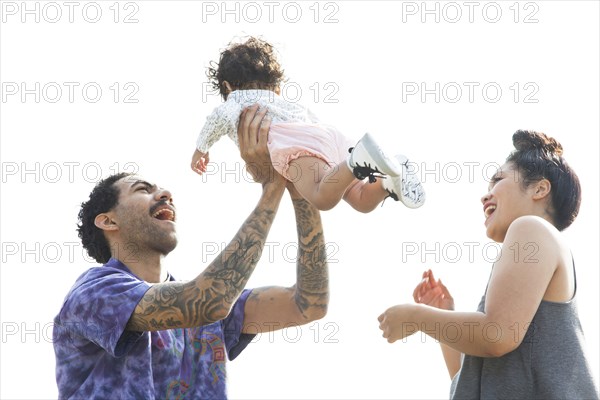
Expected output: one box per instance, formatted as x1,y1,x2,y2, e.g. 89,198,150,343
53,258,254,399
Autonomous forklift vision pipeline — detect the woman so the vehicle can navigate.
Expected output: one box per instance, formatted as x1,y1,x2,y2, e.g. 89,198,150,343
378,130,599,399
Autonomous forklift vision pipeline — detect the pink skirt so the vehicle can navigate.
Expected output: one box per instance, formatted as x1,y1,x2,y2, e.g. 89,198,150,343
267,122,355,181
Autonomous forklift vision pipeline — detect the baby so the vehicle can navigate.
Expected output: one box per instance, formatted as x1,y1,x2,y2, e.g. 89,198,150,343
192,37,425,212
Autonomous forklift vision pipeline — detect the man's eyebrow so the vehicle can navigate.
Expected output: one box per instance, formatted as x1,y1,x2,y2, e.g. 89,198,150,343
130,180,156,190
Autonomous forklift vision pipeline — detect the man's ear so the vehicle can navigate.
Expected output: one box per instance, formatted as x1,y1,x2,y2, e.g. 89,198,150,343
94,213,118,232
223,81,233,94
532,179,551,200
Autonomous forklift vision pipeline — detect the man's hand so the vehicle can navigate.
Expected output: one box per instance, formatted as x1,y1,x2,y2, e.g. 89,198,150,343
238,105,281,185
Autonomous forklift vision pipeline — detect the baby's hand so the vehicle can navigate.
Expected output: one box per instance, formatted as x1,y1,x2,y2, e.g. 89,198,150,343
191,150,210,175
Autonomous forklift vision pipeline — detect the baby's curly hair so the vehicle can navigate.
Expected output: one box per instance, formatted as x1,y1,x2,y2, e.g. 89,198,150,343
77,172,133,264
207,36,285,100
506,130,581,231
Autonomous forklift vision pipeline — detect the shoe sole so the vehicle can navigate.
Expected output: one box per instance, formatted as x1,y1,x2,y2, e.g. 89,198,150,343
398,158,425,209
382,154,426,209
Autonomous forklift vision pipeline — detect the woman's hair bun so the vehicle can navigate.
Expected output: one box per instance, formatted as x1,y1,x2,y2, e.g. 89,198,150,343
512,130,563,157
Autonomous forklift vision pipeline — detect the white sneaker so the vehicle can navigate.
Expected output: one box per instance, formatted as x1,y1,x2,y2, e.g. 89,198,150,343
347,133,402,183
381,154,425,209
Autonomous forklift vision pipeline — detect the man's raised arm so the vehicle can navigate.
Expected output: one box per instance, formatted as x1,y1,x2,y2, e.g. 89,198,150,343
126,105,287,331
241,183,329,332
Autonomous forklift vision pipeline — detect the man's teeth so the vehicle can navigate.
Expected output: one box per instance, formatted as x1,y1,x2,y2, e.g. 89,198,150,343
485,205,496,217
153,209,174,221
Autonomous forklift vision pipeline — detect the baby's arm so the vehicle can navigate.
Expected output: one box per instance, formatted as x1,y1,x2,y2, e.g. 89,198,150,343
192,105,236,175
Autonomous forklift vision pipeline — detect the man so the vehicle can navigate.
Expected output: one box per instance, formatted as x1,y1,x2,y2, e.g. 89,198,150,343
53,106,329,399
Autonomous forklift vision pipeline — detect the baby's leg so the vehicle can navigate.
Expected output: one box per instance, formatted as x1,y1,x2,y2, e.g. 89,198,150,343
288,156,389,212
288,156,355,211
343,179,388,213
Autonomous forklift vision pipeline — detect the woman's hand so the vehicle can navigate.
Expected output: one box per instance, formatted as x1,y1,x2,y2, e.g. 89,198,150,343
378,303,420,343
413,269,454,311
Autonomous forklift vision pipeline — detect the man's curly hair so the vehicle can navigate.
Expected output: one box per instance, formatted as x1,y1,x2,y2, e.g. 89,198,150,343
207,36,285,100
77,172,133,264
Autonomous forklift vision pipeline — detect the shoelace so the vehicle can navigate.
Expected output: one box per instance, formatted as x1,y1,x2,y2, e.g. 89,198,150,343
348,147,386,183
353,166,384,183
381,189,396,207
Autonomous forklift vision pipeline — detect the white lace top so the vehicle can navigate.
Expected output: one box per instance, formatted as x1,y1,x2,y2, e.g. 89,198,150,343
196,89,320,152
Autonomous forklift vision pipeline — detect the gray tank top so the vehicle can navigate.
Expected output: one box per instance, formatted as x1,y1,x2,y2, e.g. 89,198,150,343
450,265,599,399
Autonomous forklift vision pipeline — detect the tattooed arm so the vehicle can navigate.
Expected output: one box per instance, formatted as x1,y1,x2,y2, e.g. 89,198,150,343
241,183,329,333
126,105,286,332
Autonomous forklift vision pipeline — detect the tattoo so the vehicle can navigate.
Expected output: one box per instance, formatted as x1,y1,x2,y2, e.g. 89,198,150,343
126,204,278,332
292,198,329,318
128,282,189,331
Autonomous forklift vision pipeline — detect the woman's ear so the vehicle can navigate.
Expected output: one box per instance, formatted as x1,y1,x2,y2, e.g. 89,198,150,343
223,81,233,94
532,179,551,200
94,213,118,232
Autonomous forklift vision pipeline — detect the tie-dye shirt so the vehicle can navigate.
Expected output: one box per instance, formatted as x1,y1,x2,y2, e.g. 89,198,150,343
53,258,254,399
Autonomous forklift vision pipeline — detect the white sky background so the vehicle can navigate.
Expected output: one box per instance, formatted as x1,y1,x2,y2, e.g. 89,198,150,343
1,1,598,398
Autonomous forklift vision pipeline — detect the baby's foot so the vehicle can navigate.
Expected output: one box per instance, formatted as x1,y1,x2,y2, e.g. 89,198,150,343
381,154,425,209
347,133,402,183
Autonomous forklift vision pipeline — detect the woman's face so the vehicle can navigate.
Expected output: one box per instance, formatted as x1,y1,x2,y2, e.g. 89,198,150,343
481,162,538,243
